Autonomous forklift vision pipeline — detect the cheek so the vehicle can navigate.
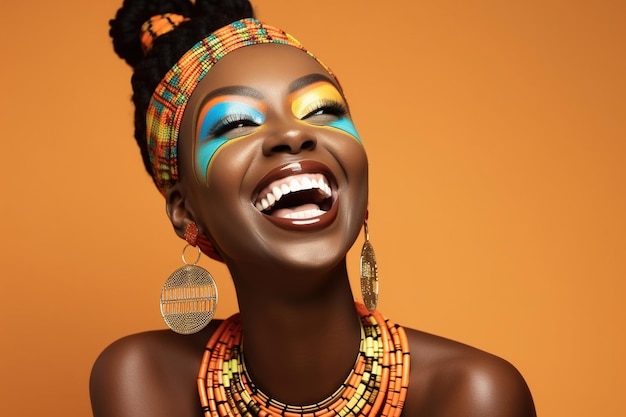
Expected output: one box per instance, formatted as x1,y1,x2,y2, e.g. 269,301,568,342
197,136,251,186
346,142,369,210
199,136,262,232
197,147,251,254
198,187,261,264
341,134,369,175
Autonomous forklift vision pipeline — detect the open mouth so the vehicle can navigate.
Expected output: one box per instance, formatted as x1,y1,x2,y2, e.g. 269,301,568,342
255,173,332,218
252,161,337,226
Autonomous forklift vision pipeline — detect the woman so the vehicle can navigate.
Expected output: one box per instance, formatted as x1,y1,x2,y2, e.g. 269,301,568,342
91,1,536,416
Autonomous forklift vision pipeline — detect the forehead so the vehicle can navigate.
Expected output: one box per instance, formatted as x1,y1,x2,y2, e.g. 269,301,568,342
188,43,337,102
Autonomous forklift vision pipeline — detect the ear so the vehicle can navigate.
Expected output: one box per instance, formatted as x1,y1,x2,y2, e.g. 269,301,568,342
165,183,195,240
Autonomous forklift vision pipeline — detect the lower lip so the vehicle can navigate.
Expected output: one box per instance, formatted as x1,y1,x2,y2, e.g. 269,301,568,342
261,197,339,231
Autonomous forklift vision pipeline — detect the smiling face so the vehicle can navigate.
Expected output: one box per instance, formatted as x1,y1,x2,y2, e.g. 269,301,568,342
174,43,368,276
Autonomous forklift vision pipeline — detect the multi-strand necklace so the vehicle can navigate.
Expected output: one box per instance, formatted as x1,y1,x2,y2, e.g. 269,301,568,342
197,303,410,417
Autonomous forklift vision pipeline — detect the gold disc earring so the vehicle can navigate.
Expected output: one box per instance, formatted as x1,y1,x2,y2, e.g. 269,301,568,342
360,214,379,311
159,223,218,334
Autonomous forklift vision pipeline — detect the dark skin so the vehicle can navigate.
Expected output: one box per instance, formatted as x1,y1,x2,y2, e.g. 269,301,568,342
90,44,536,417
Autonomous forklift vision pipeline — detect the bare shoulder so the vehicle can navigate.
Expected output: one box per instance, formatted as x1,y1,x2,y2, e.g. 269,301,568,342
401,327,536,417
89,321,222,417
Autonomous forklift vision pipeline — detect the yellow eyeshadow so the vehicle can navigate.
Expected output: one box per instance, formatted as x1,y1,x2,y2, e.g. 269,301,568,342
290,82,345,119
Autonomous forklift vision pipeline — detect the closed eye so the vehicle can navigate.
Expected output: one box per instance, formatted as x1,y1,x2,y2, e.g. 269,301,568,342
302,100,348,124
210,114,260,138
197,101,265,142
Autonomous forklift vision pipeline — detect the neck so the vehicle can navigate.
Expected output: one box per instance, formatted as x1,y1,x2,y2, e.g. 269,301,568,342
228,259,362,405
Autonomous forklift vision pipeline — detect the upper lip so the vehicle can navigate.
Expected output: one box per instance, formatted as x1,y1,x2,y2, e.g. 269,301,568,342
252,160,337,213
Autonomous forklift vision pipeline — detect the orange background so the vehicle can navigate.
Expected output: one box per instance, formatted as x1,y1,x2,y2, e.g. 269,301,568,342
1,1,624,416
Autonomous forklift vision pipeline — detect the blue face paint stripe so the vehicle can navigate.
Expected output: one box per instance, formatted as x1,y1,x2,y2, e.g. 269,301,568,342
196,138,229,182
328,117,361,142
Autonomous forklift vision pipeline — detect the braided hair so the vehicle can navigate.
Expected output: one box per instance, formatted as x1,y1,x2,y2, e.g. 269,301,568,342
109,0,254,184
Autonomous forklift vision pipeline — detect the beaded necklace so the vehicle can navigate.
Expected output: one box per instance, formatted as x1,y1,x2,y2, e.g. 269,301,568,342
197,303,410,417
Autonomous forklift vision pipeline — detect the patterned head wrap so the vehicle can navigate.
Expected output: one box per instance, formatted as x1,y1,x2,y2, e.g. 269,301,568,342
145,17,333,196
141,13,190,53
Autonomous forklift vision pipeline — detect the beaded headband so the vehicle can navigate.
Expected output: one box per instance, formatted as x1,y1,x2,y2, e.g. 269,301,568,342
145,17,333,195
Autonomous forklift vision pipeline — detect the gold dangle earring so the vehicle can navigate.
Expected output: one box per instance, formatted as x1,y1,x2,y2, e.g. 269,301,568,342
159,222,218,334
360,211,379,311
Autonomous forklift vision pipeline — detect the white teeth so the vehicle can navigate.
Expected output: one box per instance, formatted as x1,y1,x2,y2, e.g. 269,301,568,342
272,186,283,200
283,208,326,219
301,177,312,189
255,173,332,213
289,178,302,192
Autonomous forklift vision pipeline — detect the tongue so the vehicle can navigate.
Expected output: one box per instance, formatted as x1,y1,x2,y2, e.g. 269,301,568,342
272,204,325,219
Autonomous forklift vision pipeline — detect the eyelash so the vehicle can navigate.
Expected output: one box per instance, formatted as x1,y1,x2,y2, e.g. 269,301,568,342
210,114,260,137
302,100,347,120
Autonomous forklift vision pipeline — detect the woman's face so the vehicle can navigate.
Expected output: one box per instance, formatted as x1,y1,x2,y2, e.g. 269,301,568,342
176,43,368,273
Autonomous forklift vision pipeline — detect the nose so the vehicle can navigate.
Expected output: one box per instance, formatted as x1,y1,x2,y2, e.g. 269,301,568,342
262,123,317,156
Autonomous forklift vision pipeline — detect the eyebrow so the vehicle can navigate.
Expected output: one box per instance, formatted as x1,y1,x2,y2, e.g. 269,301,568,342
288,73,337,94
200,86,264,106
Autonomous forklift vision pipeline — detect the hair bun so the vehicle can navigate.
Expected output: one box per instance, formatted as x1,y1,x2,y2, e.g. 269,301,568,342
192,0,253,23
109,0,193,67
108,0,255,188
